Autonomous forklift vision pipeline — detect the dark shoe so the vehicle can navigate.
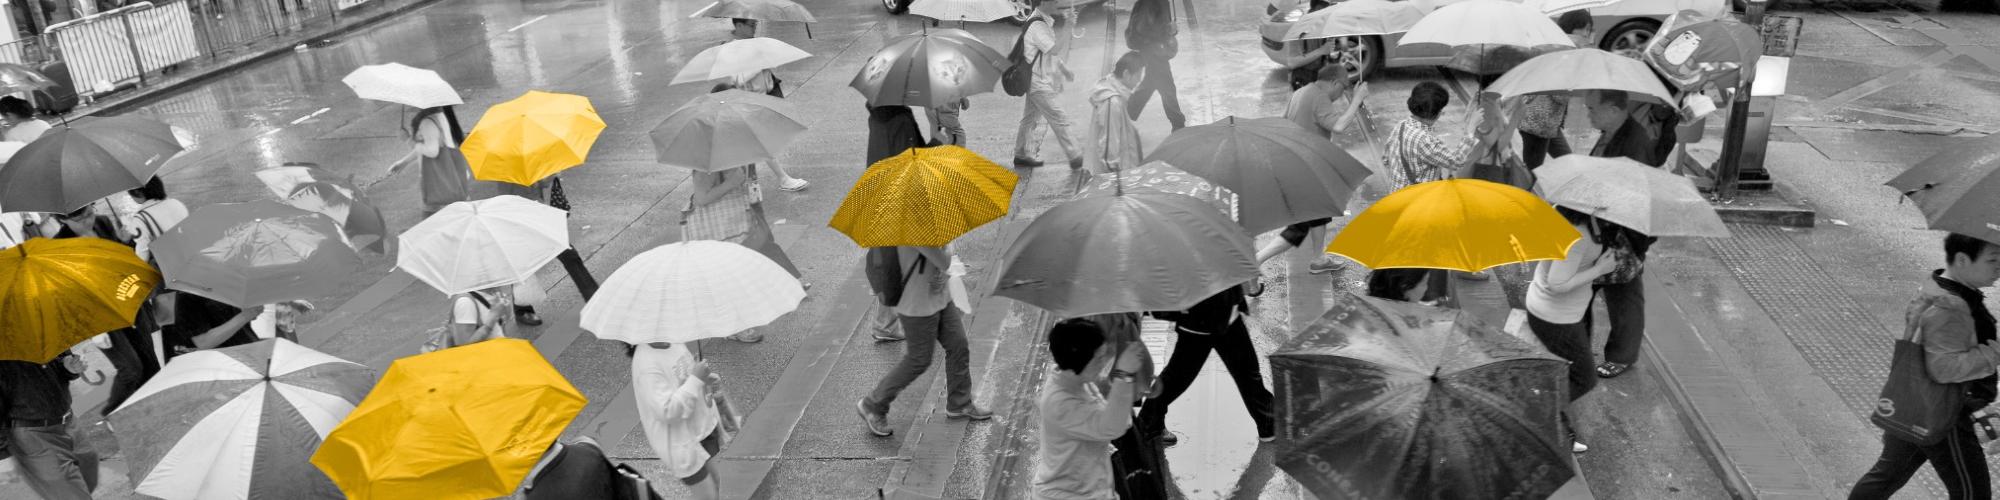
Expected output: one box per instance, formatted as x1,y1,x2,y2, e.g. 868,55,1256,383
946,404,993,420
1013,157,1045,168
1245,279,1266,297
1160,431,1179,447
1068,157,1085,170
858,399,893,437
514,307,543,326
1596,361,1631,378
1260,432,1276,443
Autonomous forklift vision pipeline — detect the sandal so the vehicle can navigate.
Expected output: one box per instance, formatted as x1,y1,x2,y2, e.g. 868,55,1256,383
1245,280,1266,297
1596,361,1631,379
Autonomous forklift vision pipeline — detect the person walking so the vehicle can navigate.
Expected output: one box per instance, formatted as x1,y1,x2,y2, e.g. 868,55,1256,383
1528,207,1619,454
727,18,811,192
856,245,990,437
1084,52,1147,192
1141,285,1276,446
1515,10,1592,169
683,152,804,343
1123,0,1184,130
1258,63,1368,277
46,205,161,417
927,99,968,147
421,286,506,353
1013,0,1083,171
0,353,95,500
495,175,598,327
632,341,724,500
1849,233,2000,500
385,106,471,216
0,96,50,143
1364,268,1433,302
1035,319,1142,500
520,436,624,499
865,103,930,342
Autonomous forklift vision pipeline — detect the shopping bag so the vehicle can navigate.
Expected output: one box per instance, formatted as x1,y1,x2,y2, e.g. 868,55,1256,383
1872,304,1964,446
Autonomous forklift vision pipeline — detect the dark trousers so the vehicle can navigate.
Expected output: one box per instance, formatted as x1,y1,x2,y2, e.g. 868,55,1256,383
101,328,159,416
1594,273,1647,365
556,247,598,301
1125,50,1186,129
1140,320,1276,435
1520,131,1572,169
1850,422,1992,500
1527,310,1597,403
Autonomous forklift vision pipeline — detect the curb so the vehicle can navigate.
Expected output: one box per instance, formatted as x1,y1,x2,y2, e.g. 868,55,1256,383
1639,328,1760,500
64,0,448,121
1712,183,1817,229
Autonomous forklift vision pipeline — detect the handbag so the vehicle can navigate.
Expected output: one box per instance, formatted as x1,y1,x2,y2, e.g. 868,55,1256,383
549,177,571,212
1518,94,1566,138
681,172,753,242
422,293,501,353
1459,146,1534,191
611,463,665,500
1871,304,1964,446
1592,228,1645,285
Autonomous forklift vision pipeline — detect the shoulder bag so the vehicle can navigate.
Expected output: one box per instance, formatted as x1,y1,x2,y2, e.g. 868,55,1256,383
681,170,753,242
1591,227,1645,285
1871,304,1964,446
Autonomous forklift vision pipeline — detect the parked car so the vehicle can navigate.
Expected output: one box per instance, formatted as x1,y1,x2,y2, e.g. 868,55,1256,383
884,0,1111,22
1259,0,1728,81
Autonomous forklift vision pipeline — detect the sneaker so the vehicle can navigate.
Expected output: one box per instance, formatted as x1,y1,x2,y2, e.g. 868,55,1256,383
731,329,764,343
1462,270,1493,281
1068,158,1085,170
1306,255,1345,275
945,404,993,420
857,399,893,437
1572,441,1588,453
1013,157,1045,168
514,307,544,326
779,177,810,192
1260,433,1277,443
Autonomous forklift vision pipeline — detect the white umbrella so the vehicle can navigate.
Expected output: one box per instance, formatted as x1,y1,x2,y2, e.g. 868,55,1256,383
1484,48,1675,104
341,63,463,109
580,240,805,343
1401,0,1572,48
397,195,569,294
910,0,1021,23
1533,155,1730,237
1517,0,1623,15
1283,0,1425,41
671,37,812,86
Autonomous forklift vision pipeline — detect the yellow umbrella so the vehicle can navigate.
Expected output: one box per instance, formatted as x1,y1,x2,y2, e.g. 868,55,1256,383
462,91,606,186
310,339,586,500
830,145,1018,247
1327,179,1579,272
0,237,160,363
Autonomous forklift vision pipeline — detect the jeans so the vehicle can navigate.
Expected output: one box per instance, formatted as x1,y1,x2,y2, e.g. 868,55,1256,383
9,424,94,500
1527,310,1597,403
101,328,159,416
864,307,973,414
1015,89,1079,162
1594,273,1647,366
1850,421,1991,500
928,106,965,146
1139,320,1276,436
1520,131,1572,169
1125,50,1185,129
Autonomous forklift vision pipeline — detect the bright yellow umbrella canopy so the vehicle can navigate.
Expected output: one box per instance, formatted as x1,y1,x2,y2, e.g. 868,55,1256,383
0,237,160,363
830,145,1018,247
462,91,606,186
311,339,586,500
1327,179,1580,272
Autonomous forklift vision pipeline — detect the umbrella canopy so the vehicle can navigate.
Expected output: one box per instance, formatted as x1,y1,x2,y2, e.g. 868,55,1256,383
850,29,1009,108
0,63,55,95
1144,116,1372,234
671,37,812,86
341,63,463,109
993,193,1258,317
1400,0,1573,75
1272,293,1570,500
1282,0,1425,41
1075,161,1236,215
693,0,816,22
910,0,1020,22
1484,48,1674,105
830,145,1018,247
581,240,805,343
0,116,184,214
151,201,363,308
1534,155,1729,237
1519,0,1623,15
1643,13,1762,91
1327,179,1580,272
461,91,606,187
109,338,371,500
255,164,390,253
1887,133,2000,244
0,237,159,362
651,90,808,171
397,195,569,294
312,339,585,500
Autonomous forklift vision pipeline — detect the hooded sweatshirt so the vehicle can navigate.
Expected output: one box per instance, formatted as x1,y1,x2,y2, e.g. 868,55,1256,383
1087,75,1142,175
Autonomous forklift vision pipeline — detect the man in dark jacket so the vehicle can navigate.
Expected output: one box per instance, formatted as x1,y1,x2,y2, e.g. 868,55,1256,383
522,436,656,499
1850,233,2000,500
1585,89,1676,168
1584,89,1668,379
1140,285,1276,446
1123,0,1185,130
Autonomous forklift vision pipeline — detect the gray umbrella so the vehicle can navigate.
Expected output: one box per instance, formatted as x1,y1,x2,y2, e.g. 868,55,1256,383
992,192,1257,317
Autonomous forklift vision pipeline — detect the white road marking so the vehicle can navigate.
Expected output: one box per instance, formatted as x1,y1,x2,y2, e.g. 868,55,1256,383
508,15,548,32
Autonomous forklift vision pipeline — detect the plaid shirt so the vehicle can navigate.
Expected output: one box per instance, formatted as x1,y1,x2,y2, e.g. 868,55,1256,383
1384,118,1471,189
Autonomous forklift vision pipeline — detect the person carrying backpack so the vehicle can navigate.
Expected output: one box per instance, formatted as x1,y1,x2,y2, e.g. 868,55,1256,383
1124,0,1185,130
856,245,990,437
1008,0,1081,171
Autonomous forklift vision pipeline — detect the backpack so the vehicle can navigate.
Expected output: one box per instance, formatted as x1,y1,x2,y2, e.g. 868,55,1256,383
864,247,928,307
1002,17,1046,97
422,292,498,353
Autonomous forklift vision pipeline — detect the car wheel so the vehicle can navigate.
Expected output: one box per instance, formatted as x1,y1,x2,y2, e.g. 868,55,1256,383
1329,36,1380,83
883,0,903,14
1600,21,1659,60
1011,2,1033,23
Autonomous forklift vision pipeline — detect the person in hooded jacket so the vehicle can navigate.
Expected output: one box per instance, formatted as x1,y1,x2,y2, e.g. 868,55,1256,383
1084,52,1146,193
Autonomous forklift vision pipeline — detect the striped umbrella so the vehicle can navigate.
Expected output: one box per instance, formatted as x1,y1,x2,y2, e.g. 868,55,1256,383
108,338,373,500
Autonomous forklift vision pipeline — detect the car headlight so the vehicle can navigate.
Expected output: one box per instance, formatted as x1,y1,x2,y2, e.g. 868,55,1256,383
1278,5,1307,22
